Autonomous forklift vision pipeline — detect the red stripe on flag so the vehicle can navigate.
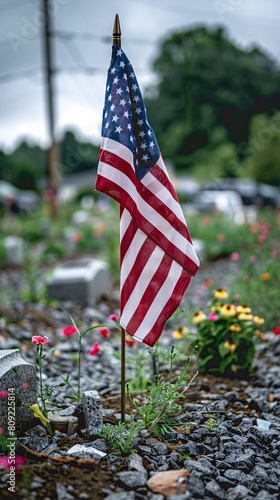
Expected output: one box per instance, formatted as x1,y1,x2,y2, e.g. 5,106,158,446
99,149,192,243
96,172,198,275
140,268,192,347
124,252,173,335
120,227,157,312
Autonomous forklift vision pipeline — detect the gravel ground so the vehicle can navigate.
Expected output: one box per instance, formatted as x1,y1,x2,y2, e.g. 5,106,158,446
0,258,280,499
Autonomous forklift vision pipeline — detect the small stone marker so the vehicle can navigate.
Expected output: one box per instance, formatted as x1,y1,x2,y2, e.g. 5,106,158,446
71,210,90,226
82,390,103,435
3,236,24,265
192,238,205,261
63,227,78,254
46,258,111,305
48,411,78,435
0,349,37,436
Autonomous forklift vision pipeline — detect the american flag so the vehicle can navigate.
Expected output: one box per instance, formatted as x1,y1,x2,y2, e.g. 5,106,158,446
95,45,200,347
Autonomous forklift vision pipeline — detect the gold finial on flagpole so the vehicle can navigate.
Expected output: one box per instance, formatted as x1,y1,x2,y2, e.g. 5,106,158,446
113,13,121,47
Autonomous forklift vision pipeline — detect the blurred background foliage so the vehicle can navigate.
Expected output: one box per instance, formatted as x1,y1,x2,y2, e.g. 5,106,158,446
0,26,280,190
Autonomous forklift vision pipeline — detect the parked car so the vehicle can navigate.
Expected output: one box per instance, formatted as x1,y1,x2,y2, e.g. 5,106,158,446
194,189,245,223
198,178,280,208
0,180,40,214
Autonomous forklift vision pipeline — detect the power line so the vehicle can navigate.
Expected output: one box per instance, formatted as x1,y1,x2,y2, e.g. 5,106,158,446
52,30,154,45
0,0,30,11
0,67,43,83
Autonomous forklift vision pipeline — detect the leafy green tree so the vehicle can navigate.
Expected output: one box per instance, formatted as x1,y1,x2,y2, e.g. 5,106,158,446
242,113,280,186
145,26,280,172
11,162,39,191
60,130,99,174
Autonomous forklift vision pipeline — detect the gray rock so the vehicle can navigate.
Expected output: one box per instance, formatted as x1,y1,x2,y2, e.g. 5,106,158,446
152,443,168,455
126,453,146,472
104,493,135,500
116,471,147,489
56,482,75,500
205,479,225,499
224,391,238,402
223,470,253,488
255,491,276,500
251,465,270,486
226,485,250,499
20,425,49,452
187,475,205,496
183,458,215,476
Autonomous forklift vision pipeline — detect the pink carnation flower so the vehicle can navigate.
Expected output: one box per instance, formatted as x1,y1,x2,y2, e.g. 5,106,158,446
109,314,120,322
208,313,219,321
0,390,9,399
89,343,101,356
230,252,240,262
31,336,50,345
125,338,136,347
62,325,79,336
99,327,110,338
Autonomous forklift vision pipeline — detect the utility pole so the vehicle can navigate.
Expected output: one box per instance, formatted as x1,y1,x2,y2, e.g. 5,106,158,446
42,0,58,216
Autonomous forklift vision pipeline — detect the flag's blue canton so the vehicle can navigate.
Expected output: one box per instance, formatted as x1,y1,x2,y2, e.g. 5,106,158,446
102,45,160,180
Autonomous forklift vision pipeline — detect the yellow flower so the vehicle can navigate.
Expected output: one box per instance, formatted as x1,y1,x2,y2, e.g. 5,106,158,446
172,327,189,339
262,273,270,281
214,288,228,300
172,330,183,339
236,305,251,314
192,311,207,324
29,404,50,428
211,303,221,312
220,304,236,318
238,313,253,321
224,340,237,353
253,316,265,325
229,324,241,332
255,329,264,338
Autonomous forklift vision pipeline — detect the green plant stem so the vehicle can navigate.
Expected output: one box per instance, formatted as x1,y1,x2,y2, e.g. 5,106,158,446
77,334,82,403
37,345,52,435
147,370,198,434
169,346,174,385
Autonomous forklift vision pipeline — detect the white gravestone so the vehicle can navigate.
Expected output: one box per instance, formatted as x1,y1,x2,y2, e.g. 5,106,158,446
0,349,37,436
46,258,111,305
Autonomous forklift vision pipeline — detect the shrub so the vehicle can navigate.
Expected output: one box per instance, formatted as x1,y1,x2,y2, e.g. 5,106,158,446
189,288,265,377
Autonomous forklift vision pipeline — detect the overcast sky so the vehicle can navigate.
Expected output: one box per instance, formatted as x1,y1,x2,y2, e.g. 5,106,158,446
0,0,279,152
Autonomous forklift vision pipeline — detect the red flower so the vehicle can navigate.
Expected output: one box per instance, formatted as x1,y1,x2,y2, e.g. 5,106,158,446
62,325,78,336
273,327,280,336
230,252,240,262
99,327,110,338
0,390,9,399
0,455,26,471
125,339,136,347
31,336,50,345
89,343,101,356
109,314,120,322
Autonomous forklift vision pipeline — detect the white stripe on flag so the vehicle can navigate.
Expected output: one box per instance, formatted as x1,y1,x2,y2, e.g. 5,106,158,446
129,259,183,343
98,160,198,263
120,242,165,328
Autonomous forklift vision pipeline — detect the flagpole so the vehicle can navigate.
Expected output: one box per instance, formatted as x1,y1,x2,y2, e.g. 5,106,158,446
112,13,126,424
